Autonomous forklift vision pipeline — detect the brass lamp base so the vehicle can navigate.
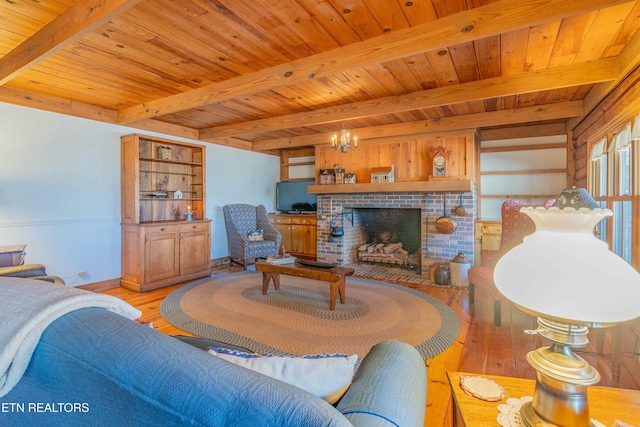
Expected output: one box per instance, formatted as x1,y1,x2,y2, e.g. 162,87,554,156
519,401,598,427
520,319,601,427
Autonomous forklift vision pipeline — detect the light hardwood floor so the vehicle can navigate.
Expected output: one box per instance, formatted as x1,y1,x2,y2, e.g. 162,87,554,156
102,266,640,426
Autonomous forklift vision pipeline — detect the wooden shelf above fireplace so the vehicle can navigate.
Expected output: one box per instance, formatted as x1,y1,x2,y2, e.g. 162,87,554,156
307,179,472,194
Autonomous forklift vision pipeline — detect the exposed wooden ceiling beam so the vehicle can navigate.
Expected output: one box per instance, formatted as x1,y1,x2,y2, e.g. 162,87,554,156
252,101,584,151
116,0,625,124
200,59,615,141
480,124,567,141
0,0,143,86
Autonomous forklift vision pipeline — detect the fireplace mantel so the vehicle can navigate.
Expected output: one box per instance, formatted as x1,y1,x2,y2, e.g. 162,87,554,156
308,179,471,194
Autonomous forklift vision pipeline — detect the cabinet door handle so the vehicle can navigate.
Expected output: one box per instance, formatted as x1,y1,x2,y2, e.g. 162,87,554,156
192,225,197,229
160,227,166,231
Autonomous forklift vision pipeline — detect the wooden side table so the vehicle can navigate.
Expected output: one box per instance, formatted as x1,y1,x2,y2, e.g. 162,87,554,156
0,244,26,267
447,371,640,427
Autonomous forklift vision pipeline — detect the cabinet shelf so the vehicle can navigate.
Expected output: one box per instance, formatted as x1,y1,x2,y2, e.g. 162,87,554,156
140,170,198,177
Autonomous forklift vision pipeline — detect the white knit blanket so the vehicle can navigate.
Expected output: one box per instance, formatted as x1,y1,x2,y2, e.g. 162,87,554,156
0,278,141,398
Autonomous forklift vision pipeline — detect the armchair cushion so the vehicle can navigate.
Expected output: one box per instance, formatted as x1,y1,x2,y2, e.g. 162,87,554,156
0,264,65,285
0,264,47,278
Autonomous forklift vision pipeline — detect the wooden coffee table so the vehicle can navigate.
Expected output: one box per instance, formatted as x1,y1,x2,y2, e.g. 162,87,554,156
255,261,355,310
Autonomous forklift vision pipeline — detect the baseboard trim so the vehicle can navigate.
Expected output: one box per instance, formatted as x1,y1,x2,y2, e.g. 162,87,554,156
79,258,227,292
78,278,120,292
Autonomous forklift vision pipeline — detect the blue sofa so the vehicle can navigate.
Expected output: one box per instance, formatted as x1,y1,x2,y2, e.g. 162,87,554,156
2,305,427,426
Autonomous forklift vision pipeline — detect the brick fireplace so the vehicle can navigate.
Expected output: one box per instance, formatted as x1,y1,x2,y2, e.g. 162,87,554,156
316,190,476,276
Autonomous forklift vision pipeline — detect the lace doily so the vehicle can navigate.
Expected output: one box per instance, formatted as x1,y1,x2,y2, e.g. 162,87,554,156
460,375,505,402
496,396,605,427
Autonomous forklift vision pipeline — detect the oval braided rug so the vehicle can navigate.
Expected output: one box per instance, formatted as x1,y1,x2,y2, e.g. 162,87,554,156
161,271,460,359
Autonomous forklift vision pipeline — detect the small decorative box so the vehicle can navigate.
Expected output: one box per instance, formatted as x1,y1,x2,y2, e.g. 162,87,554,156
345,172,356,184
371,165,394,183
157,146,172,160
319,169,335,185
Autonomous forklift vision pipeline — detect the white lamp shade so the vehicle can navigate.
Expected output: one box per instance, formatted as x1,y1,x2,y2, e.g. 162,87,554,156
494,207,640,325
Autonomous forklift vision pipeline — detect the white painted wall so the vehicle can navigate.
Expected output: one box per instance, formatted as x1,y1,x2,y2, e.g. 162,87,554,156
0,103,279,286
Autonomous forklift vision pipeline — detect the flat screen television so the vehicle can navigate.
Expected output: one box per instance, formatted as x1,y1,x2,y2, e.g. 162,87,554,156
276,179,317,213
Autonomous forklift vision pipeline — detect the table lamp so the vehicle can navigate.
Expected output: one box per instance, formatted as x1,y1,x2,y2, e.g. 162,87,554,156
493,188,640,427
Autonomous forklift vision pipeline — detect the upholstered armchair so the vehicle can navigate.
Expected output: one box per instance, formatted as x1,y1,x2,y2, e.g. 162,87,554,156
223,204,282,270
468,199,554,326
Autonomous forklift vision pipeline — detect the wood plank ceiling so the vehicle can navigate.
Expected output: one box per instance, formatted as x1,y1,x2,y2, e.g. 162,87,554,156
1,0,640,154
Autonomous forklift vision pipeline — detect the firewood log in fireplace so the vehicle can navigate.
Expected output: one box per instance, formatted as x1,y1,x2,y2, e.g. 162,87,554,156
358,242,408,265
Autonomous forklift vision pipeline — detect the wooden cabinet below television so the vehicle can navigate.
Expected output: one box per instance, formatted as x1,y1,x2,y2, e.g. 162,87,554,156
269,214,317,260
121,220,211,292
120,134,211,292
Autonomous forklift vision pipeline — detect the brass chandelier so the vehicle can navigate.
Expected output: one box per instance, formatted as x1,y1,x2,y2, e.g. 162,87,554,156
331,123,358,153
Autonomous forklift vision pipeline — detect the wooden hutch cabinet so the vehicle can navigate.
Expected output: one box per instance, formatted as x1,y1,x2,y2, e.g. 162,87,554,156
120,134,211,292
269,214,317,260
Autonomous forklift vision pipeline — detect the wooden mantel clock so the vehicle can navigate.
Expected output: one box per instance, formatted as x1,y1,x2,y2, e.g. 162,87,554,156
429,146,451,179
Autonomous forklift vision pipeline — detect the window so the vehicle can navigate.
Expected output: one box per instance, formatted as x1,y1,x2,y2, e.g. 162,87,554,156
588,120,638,268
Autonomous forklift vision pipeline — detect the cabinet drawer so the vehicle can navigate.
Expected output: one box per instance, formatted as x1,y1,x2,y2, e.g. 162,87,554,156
144,224,180,234
292,217,316,225
270,216,292,224
179,222,208,232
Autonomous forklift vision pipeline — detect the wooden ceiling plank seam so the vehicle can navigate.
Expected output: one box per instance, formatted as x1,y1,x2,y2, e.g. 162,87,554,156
326,0,384,40
396,0,439,26
474,35,501,80
602,0,640,58
294,0,363,46
140,4,282,71
250,101,584,151
524,20,562,71
252,0,344,54
51,45,203,104
501,27,530,76
425,48,464,87
431,0,468,18
192,0,319,62
116,0,627,123
438,43,470,85
113,13,253,79
0,8,54,39
199,58,620,140
573,2,635,63
0,0,75,26
80,27,220,88
403,53,440,90
22,54,166,104
0,0,144,85
379,59,426,93
547,10,597,68
360,0,411,33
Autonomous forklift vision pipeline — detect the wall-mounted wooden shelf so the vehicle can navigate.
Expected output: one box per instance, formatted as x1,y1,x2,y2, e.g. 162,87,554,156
308,179,472,194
